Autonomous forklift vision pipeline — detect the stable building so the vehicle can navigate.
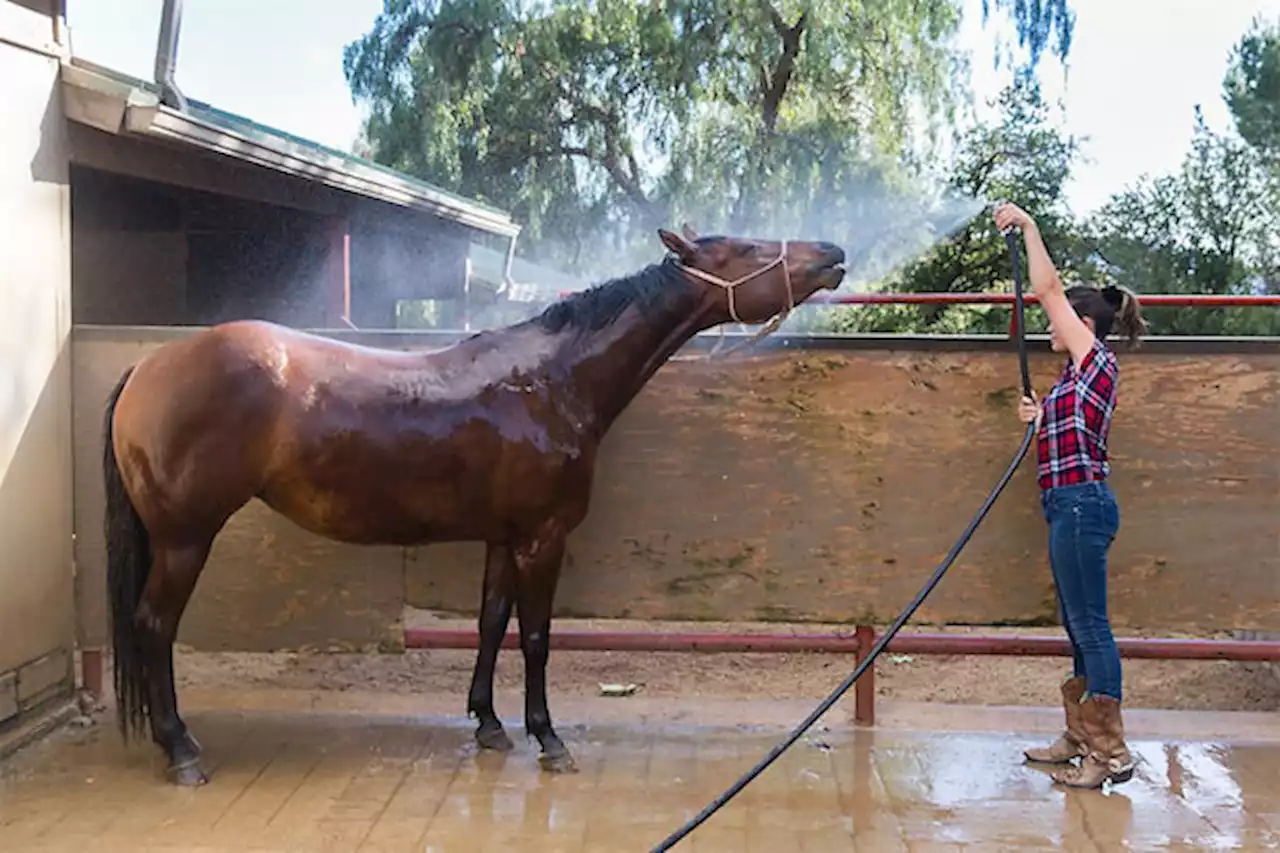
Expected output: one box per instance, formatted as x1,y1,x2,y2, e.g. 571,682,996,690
1,0,524,745
61,59,522,331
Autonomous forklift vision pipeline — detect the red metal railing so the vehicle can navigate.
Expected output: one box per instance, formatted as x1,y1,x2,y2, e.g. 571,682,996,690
403,627,1280,726
802,293,1280,306
557,291,1280,307
808,293,1280,337
555,290,1280,336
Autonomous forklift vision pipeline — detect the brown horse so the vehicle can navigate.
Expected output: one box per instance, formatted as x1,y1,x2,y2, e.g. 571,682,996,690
101,226,845,785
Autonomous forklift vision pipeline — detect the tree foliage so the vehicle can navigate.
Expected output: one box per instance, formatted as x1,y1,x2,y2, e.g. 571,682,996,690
829,75,1087,334
346,3,1279,336
1078,15,1280,337
830,19,1280,338
1084,110,1279,335
981,0,1074,70
1224,15,1280,163
344,0,1074,273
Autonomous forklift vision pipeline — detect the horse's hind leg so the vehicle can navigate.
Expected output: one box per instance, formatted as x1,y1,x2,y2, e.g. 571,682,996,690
467,542,517,752
137,540,213,786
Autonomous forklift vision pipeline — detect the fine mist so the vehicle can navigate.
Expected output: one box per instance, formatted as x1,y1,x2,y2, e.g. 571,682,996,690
519,169,989,339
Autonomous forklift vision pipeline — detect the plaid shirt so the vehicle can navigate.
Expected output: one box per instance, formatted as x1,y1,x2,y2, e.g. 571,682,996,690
1037,338,1119,490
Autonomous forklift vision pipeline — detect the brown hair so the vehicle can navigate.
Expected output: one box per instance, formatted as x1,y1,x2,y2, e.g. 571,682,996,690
1066,284,1148,348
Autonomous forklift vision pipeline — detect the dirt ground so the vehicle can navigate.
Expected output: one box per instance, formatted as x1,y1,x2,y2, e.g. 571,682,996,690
173,616,1280,713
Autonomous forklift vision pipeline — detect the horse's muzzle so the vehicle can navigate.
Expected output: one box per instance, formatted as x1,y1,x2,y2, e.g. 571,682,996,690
813,245,847,289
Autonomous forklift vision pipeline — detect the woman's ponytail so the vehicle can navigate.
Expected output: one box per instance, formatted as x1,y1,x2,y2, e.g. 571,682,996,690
1102,285,1148,348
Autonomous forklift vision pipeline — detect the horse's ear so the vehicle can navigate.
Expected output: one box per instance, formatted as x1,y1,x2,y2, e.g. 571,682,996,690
681,222,699,241
658,228,696,261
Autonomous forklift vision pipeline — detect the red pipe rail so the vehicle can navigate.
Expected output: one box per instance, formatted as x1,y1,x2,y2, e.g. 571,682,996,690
556,290,1280,307
555,291,1280,336
402,627,1280,727
802,293,1280,306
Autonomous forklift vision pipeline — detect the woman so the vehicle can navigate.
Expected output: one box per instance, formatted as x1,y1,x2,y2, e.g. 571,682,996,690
994,202,1148,790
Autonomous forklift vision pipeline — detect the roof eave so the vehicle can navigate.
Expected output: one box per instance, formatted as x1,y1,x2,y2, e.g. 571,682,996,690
60,63,520,239
125,104,521,238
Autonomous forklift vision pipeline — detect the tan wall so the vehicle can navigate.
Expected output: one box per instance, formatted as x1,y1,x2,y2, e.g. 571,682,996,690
0,3,75,722
71,327,1280,653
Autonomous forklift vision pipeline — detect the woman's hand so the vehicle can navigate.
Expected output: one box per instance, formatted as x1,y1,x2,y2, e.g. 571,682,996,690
994,202,1037,234
1018,393,1042,430
996,202,1095,367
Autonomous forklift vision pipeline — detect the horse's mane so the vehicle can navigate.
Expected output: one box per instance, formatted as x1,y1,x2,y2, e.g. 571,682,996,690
532,257,697,334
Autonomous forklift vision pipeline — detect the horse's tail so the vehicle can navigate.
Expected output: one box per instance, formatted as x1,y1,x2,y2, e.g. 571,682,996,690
102,365,152,742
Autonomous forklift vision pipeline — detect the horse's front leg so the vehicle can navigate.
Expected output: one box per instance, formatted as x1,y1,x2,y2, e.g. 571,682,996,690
467,542,516,752
512,529,576,773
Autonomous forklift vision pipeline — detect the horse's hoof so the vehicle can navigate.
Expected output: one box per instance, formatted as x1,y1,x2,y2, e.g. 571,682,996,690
476,726,514,752
538,750,579,774
168,759,210,787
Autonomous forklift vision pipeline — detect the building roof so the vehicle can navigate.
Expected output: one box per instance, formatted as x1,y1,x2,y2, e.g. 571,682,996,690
60,58,521,239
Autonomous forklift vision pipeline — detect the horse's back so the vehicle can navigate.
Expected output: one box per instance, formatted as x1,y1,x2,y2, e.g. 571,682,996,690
112,319,595,545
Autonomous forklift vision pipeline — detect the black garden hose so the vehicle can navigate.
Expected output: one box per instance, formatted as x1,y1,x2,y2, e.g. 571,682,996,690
649,229,1035,852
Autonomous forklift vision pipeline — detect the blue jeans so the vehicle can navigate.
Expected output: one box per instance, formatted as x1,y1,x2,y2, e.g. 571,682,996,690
1040,481,1123,701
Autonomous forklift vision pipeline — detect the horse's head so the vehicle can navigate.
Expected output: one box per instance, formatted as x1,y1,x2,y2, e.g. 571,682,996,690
658,224,845,327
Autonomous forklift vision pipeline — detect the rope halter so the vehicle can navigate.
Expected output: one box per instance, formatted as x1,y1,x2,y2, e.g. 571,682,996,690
673,241,795,358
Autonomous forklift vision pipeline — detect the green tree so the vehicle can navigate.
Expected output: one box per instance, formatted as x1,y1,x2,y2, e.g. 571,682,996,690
1080,17,1279,336
344,0,1076,273
1224,15,1280,163
1221,13,1280,304
1085,110,1280,335
982,0,1075,70
831,16,1280,340
825,76,1087,335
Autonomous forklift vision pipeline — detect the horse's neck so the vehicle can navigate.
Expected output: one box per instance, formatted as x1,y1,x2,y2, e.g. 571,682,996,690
558,293,711,435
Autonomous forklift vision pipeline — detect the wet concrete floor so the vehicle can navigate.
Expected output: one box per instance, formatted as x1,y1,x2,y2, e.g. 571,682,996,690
1,700,1277,852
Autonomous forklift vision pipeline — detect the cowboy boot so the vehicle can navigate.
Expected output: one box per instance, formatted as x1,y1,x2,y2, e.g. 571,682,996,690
1024,675,1088,764
1052,694,1135,789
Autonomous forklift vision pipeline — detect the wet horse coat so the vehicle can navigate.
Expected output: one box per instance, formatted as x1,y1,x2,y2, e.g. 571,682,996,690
102,228,846,784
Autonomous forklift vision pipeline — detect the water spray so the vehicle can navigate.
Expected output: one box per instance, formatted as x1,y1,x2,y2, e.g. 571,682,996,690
686,192,991,358
650,220,1035,852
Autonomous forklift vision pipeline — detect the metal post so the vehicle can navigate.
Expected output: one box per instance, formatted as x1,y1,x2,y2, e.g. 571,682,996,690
325,217,352,328
854,625,876,727
80,648,104,701
463,255,472,332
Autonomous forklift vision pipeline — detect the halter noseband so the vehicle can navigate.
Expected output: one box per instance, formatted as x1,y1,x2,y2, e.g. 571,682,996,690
672,242,795,357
